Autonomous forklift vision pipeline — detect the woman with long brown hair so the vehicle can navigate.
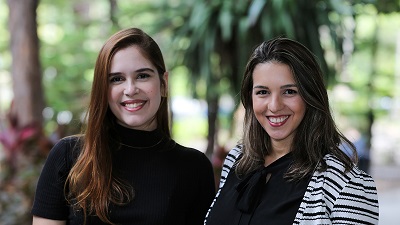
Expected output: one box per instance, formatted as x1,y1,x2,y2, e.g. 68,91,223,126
204,37,379,225
31,27,215,225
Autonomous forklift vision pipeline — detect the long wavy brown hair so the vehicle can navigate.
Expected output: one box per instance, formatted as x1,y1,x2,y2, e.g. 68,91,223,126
237,37,357,181
65,28,170,224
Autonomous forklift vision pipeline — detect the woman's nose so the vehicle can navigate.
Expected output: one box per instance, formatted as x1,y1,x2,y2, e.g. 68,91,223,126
268,95,284,112
123,82,138,96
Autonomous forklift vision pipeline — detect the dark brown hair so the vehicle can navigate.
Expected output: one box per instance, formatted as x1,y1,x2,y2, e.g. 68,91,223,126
66,28,170,224
237,37,356,180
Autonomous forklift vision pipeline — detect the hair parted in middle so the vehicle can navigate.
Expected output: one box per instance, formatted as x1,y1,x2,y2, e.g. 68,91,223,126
66,27,170,224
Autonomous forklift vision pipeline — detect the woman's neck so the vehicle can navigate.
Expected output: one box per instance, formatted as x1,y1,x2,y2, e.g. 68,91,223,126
264,140,291,166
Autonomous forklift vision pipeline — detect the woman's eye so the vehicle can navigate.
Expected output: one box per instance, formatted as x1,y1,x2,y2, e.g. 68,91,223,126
137,73,150,79
110,76,124,83
284,89,298,95
255,90,268,95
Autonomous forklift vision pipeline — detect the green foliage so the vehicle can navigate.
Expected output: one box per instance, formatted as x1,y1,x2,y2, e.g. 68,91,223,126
329,6,398,158
35,0,115,135
172,116,208,145
0,0,398,147
146,0,369,146
1,0,399,224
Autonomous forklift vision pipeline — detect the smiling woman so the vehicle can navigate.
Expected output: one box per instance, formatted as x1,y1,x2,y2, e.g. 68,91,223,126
108,45,167,131
251,62,306,157
31,27,215,225
205,37,379,225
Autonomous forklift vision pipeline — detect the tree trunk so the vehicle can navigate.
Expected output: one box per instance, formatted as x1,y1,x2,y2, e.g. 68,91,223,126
8,0,44,128
109,0,119,28
206,95,219,159
2,0,48,224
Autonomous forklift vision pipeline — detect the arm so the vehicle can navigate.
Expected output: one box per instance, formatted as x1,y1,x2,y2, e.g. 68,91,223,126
32,216,66,225
187,153,216,225
31,137,77,221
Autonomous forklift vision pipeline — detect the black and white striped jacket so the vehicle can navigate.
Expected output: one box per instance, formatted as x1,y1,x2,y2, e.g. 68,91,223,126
205,145,379,225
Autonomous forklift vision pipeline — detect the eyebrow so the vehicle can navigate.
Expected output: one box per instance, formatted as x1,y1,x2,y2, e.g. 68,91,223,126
136,68,156,73
253,84,297,89
109,68,156,76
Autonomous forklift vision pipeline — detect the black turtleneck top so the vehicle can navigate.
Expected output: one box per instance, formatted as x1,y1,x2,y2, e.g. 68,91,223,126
31,124,215,225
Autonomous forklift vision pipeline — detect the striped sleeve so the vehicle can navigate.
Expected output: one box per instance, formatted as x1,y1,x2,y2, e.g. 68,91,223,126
218,145,242,189
329,158,379,224
294,154,379,224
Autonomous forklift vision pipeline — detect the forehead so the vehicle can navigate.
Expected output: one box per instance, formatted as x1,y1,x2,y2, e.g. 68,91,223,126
110,46,155,72
252,62,295,85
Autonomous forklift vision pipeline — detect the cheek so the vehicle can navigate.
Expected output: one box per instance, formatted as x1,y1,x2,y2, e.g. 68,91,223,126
290,100,306,124
147,84,162,98
252,98,264,114
294,99,306,114
108,88,118,102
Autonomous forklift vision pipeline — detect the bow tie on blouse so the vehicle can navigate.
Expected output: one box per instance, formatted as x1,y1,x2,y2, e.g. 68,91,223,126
235,153,293,213
235,167,272,213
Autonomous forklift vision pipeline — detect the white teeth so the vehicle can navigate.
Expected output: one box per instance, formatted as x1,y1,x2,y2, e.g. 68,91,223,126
269,116,288,123
125,102,144,108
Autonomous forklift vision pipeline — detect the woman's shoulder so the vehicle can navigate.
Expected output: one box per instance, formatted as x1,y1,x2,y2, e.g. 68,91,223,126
315,155,379,222
168,143,215,178
323,154,372,176
321,154,377,188
51,135,82,153
225,144,243,163
218,144,243,171
55,135,82,147
46,135,82,165
173,142,210,162
216,144,243,189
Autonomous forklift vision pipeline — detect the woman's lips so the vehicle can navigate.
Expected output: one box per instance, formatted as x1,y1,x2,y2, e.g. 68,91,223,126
121,100,146,111
267,115,289,127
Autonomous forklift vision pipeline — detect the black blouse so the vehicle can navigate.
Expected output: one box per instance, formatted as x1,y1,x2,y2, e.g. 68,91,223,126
206,153,310,225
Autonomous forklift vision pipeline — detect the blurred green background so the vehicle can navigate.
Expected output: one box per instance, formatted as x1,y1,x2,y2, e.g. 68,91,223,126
1,0,400,224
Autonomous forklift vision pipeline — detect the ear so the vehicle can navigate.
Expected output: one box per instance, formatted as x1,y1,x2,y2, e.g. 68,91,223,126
161,72,169,97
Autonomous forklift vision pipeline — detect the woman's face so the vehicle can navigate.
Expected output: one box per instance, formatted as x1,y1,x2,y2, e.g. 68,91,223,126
108,45,167,131
252,62,306,149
